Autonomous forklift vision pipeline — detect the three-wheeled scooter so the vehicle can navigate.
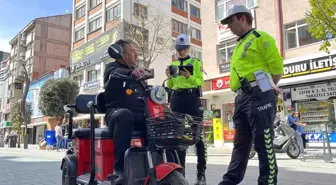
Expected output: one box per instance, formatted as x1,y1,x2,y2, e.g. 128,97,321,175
60,70,203,184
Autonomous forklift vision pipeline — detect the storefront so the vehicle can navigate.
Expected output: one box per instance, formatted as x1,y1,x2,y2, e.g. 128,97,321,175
202,75,235,147
279,51,336,147
202,74,284,147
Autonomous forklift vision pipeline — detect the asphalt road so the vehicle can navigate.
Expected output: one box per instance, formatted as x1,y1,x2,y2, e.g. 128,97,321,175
0,148,335,185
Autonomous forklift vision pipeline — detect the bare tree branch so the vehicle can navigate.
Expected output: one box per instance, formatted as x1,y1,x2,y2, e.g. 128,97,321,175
123,3,171,68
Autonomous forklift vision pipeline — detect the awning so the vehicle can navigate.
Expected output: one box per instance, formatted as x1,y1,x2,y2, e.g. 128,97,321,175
73,114,105,121
20,122,47,128
278,70,336,87
202,88,235,99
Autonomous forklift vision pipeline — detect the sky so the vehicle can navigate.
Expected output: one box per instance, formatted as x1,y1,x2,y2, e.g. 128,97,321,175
0,0,72,52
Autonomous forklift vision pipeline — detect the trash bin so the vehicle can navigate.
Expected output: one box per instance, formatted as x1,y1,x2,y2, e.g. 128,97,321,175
45,130,57,146
8,136,17,148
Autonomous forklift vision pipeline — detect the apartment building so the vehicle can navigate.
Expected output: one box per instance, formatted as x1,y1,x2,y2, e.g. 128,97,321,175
2,14,72,125
201,0,336,147
0,58,9,122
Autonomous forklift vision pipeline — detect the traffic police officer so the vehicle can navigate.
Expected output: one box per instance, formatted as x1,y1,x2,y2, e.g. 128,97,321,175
165,34,207,185
218,5,283,185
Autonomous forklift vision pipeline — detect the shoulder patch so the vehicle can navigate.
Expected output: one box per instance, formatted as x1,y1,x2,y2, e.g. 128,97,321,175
253,30,261,38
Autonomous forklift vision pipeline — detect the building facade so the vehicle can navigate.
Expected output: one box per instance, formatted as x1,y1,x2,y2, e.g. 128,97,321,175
70,0,203,121
2,14,72,122
201,0,336,147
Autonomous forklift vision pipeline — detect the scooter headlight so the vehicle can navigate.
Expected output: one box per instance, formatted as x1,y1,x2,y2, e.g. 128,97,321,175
150,85,167,104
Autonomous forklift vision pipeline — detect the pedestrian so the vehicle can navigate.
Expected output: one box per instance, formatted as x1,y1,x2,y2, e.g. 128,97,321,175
55,121,63,151
294,111,307,153
297,112,307,150
218,5,284,185
165,33,207,185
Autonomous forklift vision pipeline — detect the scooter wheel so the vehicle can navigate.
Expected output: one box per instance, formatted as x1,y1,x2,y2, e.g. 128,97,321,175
62,160,77,185
155,170,189,185
286,142,300,159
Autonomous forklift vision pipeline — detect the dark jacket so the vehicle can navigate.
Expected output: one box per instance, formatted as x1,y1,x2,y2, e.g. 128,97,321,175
103,62,146,117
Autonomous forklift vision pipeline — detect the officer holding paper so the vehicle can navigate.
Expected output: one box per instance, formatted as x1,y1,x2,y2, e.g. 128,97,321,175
218,5,283,185
165,33,207,185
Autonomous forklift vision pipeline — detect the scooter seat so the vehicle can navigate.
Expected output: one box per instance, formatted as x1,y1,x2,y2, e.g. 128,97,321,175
72,128,113,139
72,128,145,139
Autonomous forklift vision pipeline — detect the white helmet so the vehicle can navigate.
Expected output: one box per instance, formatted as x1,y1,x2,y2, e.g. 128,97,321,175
221,5,252,25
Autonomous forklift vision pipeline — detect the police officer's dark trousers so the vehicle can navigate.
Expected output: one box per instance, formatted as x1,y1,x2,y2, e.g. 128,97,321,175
219,88,278,185
170,91,207,175
106,108,146,172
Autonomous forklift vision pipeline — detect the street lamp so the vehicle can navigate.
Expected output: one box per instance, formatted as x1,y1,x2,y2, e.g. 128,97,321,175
9,57,30,149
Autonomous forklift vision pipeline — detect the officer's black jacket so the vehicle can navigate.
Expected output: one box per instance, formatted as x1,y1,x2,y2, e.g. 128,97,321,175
103,62,146,117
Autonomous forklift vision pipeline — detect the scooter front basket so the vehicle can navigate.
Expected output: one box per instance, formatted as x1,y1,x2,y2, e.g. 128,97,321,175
146,111,203,149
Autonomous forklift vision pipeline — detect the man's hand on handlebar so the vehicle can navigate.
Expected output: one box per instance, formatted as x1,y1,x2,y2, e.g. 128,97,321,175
131,68,150,79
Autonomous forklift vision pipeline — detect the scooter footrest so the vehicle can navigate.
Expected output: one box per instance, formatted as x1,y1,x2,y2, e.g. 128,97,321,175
107,174,118,181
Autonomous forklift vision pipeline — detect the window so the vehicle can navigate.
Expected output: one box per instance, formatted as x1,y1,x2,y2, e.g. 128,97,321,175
217,41,236,65
216,0,225,21
172,0,188,12
216,0,248,22
190,5,200,18
134,2,148,19
74,75,84,86
191,27,201,40
190,47,202,60
88,17,102,33
172,19,187,34
246,0,258,9
90,0,102,9
284,20,319,49
76,6,86,19
106,4,121,22
87,70,100,82
74,27,85,41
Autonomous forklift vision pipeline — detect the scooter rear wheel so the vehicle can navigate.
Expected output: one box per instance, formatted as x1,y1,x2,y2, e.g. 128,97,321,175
62,160,77,185
156,170,189,185
286,141,300,159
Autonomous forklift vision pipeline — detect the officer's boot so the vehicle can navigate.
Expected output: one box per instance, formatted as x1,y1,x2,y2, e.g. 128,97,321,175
194,171,206,185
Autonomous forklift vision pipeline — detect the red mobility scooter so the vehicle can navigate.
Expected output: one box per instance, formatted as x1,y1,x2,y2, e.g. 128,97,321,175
61,72,203,185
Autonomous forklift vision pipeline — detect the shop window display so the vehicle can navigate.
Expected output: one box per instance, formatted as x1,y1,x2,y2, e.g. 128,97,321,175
222,103,235,141
297,100,335,133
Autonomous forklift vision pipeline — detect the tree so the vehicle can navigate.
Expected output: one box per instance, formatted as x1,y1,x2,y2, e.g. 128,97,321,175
10,101,32,148
39,78,79,118
123,3,171,68
305,0,336,53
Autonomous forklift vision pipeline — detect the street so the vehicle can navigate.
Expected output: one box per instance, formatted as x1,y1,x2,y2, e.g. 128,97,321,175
0,148,335,185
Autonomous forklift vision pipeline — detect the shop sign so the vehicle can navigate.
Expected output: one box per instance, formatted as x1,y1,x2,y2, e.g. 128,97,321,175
306,132,336,143
71,60,91,72
291,82,336,102
219,62,231,73
218,23,236,43
211,76,230,90
213,118,223,141
83,80,100,92
203,110,214,120
283,54,336,78
70,25,122,72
